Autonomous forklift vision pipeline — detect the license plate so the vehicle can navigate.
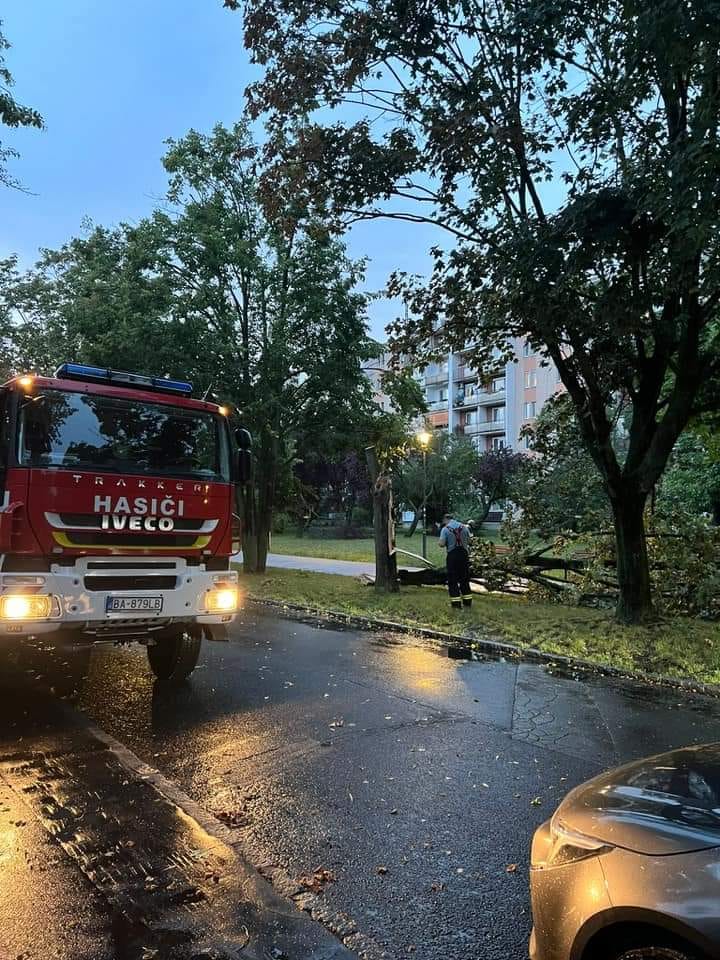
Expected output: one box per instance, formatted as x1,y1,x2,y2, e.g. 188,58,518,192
106,596,163,613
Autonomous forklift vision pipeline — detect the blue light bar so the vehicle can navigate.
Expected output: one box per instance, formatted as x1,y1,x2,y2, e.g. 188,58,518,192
57,363,109,380
154,377,193,395
55,363,193,395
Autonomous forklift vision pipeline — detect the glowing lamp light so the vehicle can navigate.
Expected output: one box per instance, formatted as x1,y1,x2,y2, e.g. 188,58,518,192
18,375,34,390
218,405,230,417
416,430,432,448
206,586,239,614
0,594,52,620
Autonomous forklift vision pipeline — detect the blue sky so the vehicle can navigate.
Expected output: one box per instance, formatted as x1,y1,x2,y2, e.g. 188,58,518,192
1,0,442,341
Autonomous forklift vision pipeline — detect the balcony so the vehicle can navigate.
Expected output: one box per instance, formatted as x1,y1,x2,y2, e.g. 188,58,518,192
423,370,450,385
464,420,506,436
478,389,505,405
426,398,449,411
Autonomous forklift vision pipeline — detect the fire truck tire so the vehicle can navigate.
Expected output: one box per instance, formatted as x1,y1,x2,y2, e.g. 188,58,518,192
147,628,202,684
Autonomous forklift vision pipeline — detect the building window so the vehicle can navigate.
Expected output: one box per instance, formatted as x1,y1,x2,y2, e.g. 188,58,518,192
492,377,505,393
464,383,476,399
490,406,505,423
439,389,448,402
525,370,537,388
522,341,532,357
491,436,505,450
464,410,473,425
524,401,536,419
524,436,532,449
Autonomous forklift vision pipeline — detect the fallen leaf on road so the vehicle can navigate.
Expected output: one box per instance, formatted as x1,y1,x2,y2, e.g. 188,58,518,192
506,864,518,873
530,797,542,806
298,867,336,894
376,865,388,875
430,881,445,892
215,809,245,828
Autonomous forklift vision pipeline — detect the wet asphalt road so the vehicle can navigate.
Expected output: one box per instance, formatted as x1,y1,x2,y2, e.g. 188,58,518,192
3,604,720,960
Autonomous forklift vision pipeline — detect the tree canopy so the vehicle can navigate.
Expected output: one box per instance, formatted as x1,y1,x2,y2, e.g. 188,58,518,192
1,122,378,571
234,0,720,621
0,21,42,188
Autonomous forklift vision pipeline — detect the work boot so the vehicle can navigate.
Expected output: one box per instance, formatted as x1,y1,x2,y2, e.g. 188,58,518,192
462,596,472,609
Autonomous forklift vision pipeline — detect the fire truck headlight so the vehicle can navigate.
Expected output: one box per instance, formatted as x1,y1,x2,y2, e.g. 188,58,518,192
0,594,53,620
206,587,239,614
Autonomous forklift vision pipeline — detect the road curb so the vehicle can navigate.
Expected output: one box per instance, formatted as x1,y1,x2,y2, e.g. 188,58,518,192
56,703,357,960
248,597,720,701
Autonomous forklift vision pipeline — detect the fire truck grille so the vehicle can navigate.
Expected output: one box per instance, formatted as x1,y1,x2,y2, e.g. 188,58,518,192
84,618,175,636
59,531,204,548
84,575,178,592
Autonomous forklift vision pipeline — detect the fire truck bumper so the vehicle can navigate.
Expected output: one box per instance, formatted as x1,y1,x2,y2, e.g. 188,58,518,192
0,558,239,638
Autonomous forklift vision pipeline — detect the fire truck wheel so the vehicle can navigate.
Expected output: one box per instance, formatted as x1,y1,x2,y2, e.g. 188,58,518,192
147,628,202,684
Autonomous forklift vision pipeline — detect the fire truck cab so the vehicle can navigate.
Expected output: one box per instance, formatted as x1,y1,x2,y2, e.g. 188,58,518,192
0,364,247,683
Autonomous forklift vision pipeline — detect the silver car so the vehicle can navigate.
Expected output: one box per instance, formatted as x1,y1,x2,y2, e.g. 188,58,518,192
530,743,720,960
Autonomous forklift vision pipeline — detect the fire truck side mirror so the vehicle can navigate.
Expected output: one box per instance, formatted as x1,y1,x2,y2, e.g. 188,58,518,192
234,428,252,484
235,428,252,450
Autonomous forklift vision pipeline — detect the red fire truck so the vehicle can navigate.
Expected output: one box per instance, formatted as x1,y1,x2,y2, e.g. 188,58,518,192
0,363,249,683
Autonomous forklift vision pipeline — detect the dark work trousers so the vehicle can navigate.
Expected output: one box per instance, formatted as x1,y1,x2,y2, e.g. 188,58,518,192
446,546,472,608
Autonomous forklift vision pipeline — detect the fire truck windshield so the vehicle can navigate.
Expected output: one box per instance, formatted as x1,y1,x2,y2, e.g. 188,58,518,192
18,388,231,482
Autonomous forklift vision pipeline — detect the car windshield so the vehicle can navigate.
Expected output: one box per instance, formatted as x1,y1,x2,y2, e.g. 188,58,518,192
18,388,231,482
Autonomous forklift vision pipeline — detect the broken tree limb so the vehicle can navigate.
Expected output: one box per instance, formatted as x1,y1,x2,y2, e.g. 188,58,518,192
365,445,399,594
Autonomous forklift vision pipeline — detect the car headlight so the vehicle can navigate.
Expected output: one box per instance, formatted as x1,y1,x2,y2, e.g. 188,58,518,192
0,594,54,620
205,586,239,614
540,816,614,868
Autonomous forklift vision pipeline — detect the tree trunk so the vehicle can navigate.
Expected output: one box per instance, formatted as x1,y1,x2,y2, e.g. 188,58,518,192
479,497,492,523
237,473,259,574
365,446,398,593
254,434,279,574
612,492,653,624
255,514,270,572
405,510,418,537
240,433,277,574
344,491,356,527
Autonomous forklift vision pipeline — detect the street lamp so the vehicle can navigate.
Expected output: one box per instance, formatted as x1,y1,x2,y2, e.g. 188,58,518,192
416,430,432,560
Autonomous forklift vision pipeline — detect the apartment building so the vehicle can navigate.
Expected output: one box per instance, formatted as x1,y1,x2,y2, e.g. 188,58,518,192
361,348,394,412
422,337,560,452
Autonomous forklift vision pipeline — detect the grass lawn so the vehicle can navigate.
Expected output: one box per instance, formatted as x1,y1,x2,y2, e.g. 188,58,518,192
238,567,720,686
269,528,503,567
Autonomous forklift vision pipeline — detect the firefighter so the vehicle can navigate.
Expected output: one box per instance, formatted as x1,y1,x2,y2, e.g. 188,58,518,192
438,513,472,610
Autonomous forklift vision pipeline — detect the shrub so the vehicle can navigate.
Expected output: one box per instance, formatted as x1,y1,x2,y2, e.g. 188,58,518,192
272,511,291,534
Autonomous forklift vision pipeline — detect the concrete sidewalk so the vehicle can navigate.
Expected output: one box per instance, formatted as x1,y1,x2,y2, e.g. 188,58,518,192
235,552,423,577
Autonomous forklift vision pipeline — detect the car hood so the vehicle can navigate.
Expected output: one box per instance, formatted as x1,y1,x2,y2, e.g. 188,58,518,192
557,742,720,856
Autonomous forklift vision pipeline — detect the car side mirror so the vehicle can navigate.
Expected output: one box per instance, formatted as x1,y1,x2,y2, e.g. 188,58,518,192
234,427,252,484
